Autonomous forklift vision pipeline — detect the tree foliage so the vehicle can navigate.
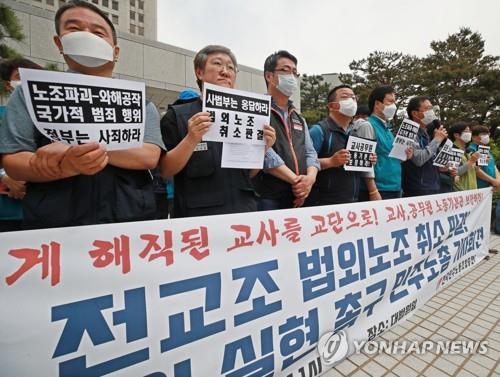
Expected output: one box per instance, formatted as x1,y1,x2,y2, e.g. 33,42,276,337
418,28,500,129
301,28,500,131
0,4,24,58
299,74,329,125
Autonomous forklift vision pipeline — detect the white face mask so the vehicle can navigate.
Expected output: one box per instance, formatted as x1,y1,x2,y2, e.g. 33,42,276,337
9,80,21,89
276,74,298,97
338,98,357,117
480,134,490,145
382,103,397,120
61,31,114,68
461,132,472,143
422,109,438,125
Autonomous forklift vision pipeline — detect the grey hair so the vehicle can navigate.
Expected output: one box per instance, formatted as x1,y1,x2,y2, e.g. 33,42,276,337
193,45,237,90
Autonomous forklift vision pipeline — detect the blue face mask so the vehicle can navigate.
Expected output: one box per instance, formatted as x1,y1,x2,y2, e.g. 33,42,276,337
276,74,298,97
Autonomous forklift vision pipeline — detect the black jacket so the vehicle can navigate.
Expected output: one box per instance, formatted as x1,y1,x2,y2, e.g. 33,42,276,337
252,102,307,200
161,99,257,218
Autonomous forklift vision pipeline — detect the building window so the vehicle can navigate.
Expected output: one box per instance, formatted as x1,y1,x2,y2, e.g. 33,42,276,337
130,0,135,6
112,14,118,24
138,13,144,23
138,26,144,36
112,0,118,10
129,24,136,34
46,0,54,5
130,11,135,20
92,0,98,4
102,0,109,7
138,0,144,10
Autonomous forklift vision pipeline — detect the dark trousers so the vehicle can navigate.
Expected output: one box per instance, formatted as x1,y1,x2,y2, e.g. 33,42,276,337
0,220,22,232
257,191,295,211
403,189,440,198
380,190,402,200
154,193,169,219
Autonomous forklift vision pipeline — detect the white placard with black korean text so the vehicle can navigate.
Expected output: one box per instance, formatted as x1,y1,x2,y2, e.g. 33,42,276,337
344,135,377,172
477,145,490,166
447,148,465,169
388,118,420,161
202,83,270,145
432,139,454,167
20,68,145,151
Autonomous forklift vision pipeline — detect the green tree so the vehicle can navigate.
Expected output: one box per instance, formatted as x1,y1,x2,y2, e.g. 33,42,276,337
339,28,500,130
418,28,500,129
300,74,329,125
339,51,421,123
0,4,24,58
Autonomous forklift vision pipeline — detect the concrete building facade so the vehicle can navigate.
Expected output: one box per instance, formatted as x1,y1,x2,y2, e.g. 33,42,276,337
3,0,301,112
321,73,343,89
15,0,157,41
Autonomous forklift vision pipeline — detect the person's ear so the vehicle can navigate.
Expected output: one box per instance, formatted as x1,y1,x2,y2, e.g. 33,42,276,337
53,35,63,54
264,71,275,87
113,45,120,63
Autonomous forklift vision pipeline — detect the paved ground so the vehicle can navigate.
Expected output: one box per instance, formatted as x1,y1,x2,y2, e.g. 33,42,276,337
324,233,500,377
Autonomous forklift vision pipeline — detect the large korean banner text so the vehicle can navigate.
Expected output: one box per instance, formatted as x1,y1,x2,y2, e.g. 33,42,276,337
0,189,491,376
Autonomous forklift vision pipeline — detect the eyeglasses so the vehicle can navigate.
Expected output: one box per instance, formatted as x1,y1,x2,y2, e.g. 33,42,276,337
338,94,357,101
209,60,238,75
274,68,300,78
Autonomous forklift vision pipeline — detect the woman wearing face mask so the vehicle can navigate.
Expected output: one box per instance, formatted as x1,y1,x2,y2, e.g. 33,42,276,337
468,125,500,190
0,58,42,93
448,122,480,191
160,45,276,218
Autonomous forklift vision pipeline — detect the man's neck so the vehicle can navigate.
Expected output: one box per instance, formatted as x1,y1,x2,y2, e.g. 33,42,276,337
373,112,386,123
67,61,114,78
330,112,350,130
270,88,289,109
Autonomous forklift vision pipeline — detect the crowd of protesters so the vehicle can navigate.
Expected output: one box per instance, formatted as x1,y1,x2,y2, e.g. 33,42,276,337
0,0,498,233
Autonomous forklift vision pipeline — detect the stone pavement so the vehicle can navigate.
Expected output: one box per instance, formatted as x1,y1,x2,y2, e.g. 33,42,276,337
324,233,500,377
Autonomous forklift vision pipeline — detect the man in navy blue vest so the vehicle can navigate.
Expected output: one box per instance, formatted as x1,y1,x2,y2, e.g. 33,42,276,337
402,96,448,197
309,85,376,204
252,51,319,210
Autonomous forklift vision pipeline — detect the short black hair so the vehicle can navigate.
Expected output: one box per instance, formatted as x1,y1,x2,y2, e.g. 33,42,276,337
55,0,117,44
406,96,430,119
0,58,42,81
449,122,469,142
327,84,352,103
263,50,297,87
368,85,394,114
